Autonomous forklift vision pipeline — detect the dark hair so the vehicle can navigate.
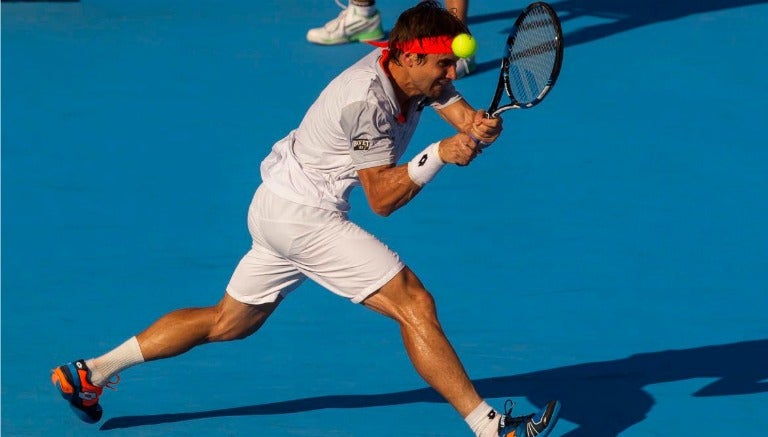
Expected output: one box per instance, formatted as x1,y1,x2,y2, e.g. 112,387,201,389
388,1,469,64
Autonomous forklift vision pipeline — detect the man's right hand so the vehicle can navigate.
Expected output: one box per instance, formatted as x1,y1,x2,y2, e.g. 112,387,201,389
438,133,482,166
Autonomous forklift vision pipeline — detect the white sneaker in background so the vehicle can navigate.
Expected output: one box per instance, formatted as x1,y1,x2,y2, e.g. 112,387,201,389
307,4,385,45
456,55,476,79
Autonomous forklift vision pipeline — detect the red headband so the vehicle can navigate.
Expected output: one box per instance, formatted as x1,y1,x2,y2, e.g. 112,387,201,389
369,35,455,55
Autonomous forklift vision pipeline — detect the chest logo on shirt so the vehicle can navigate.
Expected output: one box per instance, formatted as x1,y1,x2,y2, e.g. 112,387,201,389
352,139,371,151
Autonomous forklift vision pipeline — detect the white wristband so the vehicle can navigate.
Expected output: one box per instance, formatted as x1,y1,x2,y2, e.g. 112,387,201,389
407,142,445,186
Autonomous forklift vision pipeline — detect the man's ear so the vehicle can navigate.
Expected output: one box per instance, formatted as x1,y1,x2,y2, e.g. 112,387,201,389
402,52,414,67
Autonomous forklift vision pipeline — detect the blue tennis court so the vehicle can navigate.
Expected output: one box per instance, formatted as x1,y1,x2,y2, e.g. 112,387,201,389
3,0,767,435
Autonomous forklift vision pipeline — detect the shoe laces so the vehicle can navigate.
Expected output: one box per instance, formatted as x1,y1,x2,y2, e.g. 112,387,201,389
103,374,121,391
322,0,351,31
499,400,535,428
323,9,347,32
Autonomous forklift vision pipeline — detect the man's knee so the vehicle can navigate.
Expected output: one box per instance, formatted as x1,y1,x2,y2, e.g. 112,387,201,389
365,267,439,324
404,286,437,319
208,312,256,342
207,296,278,342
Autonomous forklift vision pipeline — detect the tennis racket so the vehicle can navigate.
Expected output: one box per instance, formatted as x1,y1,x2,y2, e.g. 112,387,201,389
486,2,564,117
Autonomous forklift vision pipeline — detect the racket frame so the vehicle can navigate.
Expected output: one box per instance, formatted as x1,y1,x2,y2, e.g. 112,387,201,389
487,2,564,117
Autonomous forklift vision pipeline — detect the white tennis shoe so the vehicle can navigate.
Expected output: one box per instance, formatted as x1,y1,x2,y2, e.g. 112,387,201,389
307,4,385,45
456,55,476,79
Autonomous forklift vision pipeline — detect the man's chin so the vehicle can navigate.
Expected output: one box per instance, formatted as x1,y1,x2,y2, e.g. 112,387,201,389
428,83,448,97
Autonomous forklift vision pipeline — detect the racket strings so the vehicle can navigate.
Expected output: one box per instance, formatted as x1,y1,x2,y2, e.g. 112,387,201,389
506,6,560,105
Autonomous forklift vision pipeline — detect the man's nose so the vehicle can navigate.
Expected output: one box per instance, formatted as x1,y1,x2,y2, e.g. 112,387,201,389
446,64,457,80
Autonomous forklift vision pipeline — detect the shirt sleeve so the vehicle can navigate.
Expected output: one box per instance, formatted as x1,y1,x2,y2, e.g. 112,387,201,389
341,101,399,170
429,82,463,109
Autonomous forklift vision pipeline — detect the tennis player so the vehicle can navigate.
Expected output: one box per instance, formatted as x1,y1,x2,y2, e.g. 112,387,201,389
52,2,560,436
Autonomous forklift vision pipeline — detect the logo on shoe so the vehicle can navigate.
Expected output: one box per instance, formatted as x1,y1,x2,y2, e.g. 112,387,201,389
499,415,507,429
344,20,373,35
79,391,97,401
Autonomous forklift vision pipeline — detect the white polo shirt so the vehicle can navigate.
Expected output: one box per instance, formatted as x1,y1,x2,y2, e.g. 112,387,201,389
260,48,463,212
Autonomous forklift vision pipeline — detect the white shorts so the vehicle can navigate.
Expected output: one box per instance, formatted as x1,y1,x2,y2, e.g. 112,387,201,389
226,185,405,305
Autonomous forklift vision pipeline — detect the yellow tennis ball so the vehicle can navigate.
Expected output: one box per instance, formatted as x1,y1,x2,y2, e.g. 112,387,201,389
451,33,477,58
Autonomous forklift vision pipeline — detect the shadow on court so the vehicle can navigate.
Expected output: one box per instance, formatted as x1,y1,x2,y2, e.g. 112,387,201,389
101,339,768,436
470,0,768,75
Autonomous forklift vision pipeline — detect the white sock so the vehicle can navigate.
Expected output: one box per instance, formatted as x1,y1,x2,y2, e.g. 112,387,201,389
86,336,145,387
465,401,501,437
349,2,376,17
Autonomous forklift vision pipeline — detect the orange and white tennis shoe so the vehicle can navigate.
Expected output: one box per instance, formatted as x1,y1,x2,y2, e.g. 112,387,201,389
51,359,118,423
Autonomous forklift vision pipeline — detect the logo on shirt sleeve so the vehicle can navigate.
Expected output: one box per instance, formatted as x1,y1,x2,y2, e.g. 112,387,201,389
352,139,371,151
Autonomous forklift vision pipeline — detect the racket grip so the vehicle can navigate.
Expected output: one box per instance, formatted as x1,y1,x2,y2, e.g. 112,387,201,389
469,134,491,148
470,109,499,147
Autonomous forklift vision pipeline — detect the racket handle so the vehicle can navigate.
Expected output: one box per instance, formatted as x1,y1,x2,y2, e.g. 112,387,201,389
469,134,491,148
469,109,498,147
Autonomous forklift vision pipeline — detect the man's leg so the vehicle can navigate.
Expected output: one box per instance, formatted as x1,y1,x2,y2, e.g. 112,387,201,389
362,267,482,416
52,293,280,423
136,292,279,360
362,266,560,437
444,0,475,77
445,0,468,23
